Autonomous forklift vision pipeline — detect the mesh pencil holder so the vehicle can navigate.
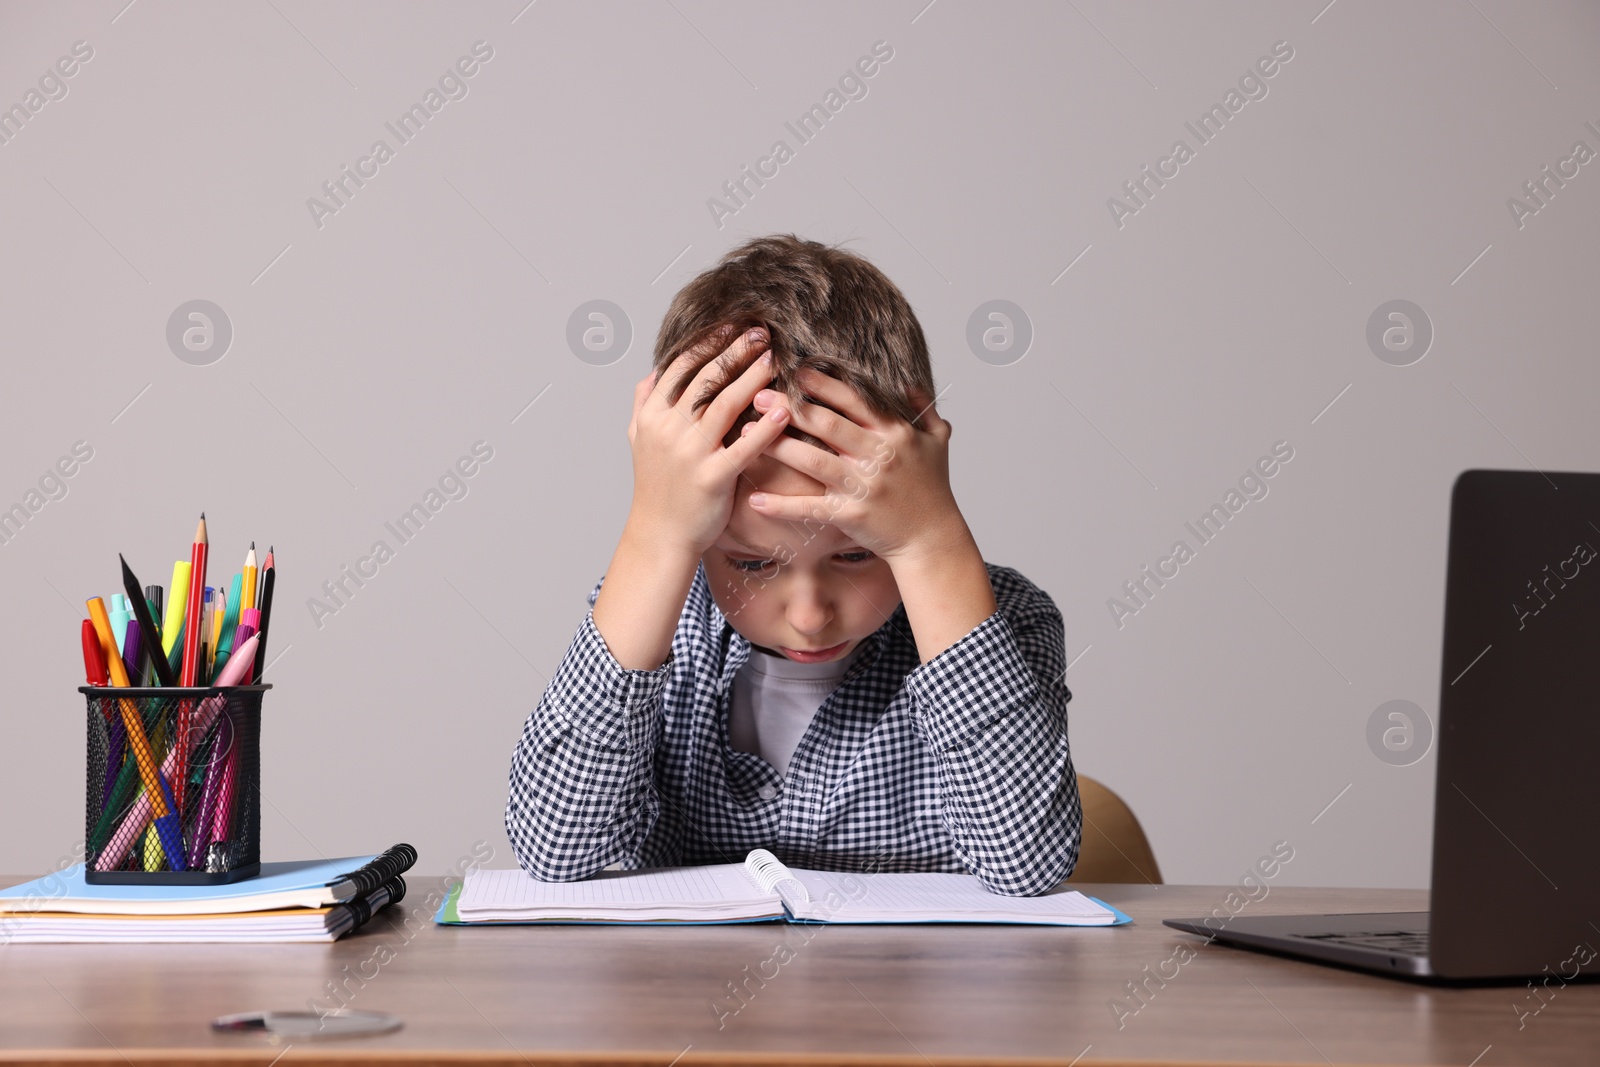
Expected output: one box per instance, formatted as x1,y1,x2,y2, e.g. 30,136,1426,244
79,684,270,885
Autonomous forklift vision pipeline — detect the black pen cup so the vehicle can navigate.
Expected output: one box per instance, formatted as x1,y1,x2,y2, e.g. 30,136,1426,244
79,685,269,885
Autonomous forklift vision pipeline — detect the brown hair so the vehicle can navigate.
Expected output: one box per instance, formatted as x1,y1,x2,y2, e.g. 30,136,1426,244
652,234,935,452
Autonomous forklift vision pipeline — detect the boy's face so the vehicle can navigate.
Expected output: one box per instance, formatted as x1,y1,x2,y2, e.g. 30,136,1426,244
703,452,902,664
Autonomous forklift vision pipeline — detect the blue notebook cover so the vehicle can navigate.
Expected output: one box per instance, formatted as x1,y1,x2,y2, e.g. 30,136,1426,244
1,856,377,907
1091,897,1135,925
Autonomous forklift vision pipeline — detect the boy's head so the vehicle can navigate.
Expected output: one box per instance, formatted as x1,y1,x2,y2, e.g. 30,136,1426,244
652,234,935,451
652,234,935,662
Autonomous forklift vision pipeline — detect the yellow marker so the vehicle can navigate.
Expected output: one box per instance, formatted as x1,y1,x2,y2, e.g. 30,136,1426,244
143,821,161,872
161,561,191,657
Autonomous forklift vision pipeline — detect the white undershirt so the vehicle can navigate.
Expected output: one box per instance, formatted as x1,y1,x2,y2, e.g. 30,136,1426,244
727,643,866,776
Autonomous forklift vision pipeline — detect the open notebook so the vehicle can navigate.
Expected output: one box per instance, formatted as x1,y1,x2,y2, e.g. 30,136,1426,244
436,849,1130,926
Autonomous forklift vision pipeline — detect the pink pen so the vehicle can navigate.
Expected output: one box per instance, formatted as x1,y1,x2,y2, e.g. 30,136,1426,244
208,742,240,869
185,632,257,865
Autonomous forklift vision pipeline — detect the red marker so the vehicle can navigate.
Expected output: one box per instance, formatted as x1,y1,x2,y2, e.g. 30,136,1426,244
81,618,108,687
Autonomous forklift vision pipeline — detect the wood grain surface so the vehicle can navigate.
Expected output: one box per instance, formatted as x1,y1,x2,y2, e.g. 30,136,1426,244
0,877,1594,1066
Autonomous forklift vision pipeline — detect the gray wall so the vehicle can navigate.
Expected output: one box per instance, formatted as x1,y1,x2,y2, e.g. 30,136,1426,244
2,0,1596,888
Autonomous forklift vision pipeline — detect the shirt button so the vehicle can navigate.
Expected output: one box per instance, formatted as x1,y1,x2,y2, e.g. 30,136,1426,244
758,785,778,801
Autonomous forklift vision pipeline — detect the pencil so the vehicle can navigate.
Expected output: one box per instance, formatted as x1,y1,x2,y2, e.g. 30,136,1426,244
241,543,257,625
176,513,209,819
178,515,208,687
208,585,225,676
251,553,275,683
119,555,176,686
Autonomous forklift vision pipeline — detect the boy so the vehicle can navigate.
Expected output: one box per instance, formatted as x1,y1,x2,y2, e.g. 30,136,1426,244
505,235,1079,896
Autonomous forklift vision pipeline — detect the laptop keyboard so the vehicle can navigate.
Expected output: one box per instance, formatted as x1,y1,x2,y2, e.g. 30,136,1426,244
1292,929,1431,957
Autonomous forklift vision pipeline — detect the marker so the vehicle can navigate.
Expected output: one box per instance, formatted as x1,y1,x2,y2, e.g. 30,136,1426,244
121,619,143,686
209,743,240,868
109,595,131,657
238,610,259,655
161,561,191,657
82,617,124,815
166,620,185,681
213,573,243,679
81,619,108,687
100,712,126,816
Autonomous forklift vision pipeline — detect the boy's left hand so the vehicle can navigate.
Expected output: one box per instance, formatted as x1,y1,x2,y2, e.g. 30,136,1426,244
746,367,968,564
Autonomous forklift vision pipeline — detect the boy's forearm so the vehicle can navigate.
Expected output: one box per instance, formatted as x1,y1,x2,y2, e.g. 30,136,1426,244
591,515,703,670
904,604,1081,895
506,603,675,880
890,519,998,664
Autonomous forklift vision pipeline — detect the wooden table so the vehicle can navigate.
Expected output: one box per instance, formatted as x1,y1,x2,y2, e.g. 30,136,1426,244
1,878,1594,1066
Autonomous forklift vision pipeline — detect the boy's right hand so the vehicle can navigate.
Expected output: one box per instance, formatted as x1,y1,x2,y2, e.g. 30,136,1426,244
626,326,791,556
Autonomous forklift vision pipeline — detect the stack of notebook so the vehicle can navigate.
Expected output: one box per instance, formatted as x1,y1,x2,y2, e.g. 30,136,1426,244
0,845,415,943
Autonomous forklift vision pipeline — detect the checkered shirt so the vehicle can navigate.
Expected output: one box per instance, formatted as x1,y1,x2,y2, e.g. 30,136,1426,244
504,559,1080,896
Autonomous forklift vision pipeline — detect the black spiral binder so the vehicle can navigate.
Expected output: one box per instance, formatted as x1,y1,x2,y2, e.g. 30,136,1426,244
342,876,407,932
332,843,418,899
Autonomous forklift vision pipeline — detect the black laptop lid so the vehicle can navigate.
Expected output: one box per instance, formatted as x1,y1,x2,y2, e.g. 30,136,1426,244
1430,470,1600,979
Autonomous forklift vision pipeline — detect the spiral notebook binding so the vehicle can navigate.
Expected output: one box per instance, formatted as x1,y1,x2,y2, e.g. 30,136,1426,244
743,848,810,904
341,876,407,931
331,844,418,900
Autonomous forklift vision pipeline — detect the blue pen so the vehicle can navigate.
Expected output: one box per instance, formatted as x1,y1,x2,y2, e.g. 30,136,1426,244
152,767,186,871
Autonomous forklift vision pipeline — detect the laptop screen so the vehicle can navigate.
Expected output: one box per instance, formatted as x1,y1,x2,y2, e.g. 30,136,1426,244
1430,469,1600,978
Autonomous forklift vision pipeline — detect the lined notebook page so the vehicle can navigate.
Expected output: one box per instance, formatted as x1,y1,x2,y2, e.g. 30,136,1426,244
786,870,1116,925
457,865,780,922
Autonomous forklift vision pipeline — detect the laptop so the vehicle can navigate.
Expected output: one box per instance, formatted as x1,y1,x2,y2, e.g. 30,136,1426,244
1165,469,1600,981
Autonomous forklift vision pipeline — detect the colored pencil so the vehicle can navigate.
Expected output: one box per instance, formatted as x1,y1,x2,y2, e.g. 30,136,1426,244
176,514,209,817
120,556,177,687
241,543,257,626
251,555,275,683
